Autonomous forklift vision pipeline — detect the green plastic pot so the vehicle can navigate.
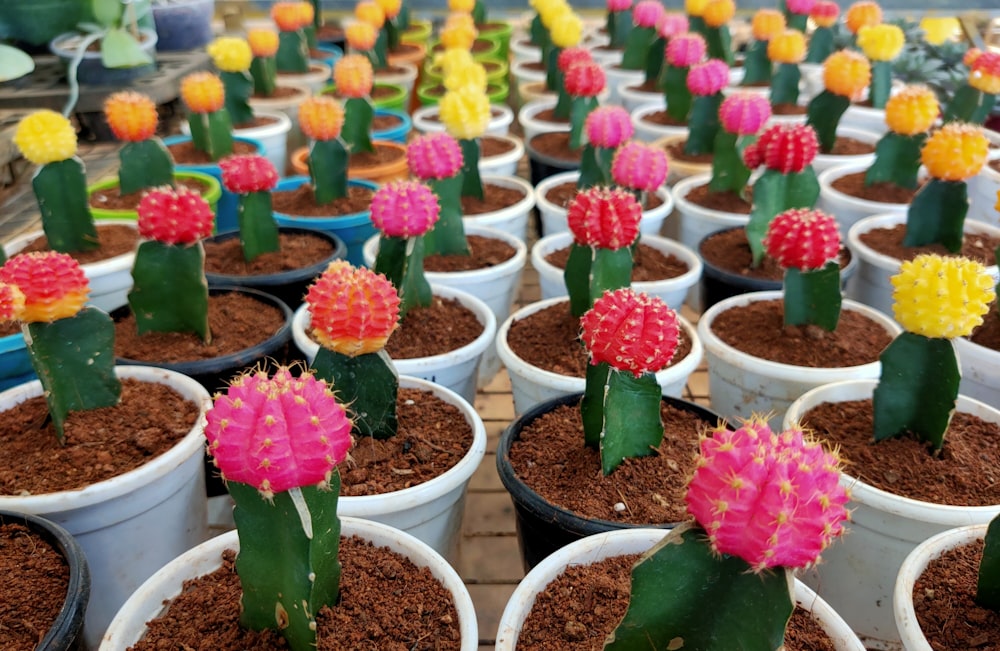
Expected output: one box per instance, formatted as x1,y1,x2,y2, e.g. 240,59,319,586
400,18,432,47
427,37,501,63
321,82,407,112
417,81,509,107
87,171,222,222
423,57,509,86
477,20,514,60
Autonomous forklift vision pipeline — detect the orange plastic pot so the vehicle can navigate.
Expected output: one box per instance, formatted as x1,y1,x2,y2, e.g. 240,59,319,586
290,140,409,185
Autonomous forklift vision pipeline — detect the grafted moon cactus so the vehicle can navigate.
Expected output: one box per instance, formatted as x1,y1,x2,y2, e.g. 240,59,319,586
610,141,668,195
710,93,770,196
104,91,174,194
866,85,939,189
407,132,468,257
684,59,730,155
180,72,233,161
661,32,707,123
579,106,635,189
806,1,839,62
219,154,280,261
806,49,871,152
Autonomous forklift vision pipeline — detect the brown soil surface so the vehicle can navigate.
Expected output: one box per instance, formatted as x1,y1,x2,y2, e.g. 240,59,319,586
385,296,483,360
15,223,138,265
203,232,335,276
699,227,852,281
543,242,689,282
530,132,583,164
272,184,375,217
423,234,517,272
459,182,526,216
0,523,70,651
684,182,753,214
829,171,921,204
858,223,1000,266
167,140,258,165
544,181,663,211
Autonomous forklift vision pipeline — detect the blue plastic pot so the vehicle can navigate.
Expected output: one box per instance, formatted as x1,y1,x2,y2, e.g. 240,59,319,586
162,134,265,233
0,332,34,392
311,43,343,70
373,108,412,144
152,0,215,51
272,176,378,266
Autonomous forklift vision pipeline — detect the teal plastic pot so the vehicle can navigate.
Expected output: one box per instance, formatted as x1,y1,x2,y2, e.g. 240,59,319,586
373,108,412,144
310,43,343,70
0,332,33,392
87,170,222,223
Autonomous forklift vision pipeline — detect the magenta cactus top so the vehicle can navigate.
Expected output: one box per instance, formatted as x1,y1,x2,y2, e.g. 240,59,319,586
718,93,772,136
611,141,669,193
564,60,606,98
557,46,593,73
585,106,635,149
0,251,89,323
686,58,730,96
665,32,707,68
633,0,666,28
369,180,441,238
657,13,690,39
406,132,464,181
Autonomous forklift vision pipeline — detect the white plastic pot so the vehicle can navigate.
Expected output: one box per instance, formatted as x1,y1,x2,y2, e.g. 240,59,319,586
954,335,1000,410
653,133,712,185
968,155,1000,226
518,96,570,143
534,170,674,238
292,284,497,405
697,291,901,429
0,366,211,649
374,61,420,106
497,297,704,416
603,64,645,104
277,60,331,93
672,172,751,254
631,100,688,144
182,109,291,176
893,524,988,651
3,220,138,313
411,103,515,136
510,59,546,96
531,231,703,311
248,82,310,163
841,103,888,137
100,517,479,651
817,160,914,235
617,80,663,113
812,126,880,176
479,134,525,178
846,213,1000,317
509,37,541,64
496,527,865,650
783,379,1000,646
462,174,536,242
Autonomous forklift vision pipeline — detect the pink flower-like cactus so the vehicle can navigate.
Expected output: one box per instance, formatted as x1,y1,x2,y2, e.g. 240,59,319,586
0,252,89,323
762,208,841,270
608,0,633,10
219,154,279,194
611,141,669,192
137,186,215,245
369,180,441,238
204,366,353,498
719,92,772,135
580,287,680,377
406,132,464,180
665,32,707,67
306,260,400,356
686,58,730,96
685,418,849,571
657,12,690,39
633,0,666,28
566,186,643,250
564,60,606,97
784,0,816,15
585,106,635,149
742,123,819,173
557,46,593,73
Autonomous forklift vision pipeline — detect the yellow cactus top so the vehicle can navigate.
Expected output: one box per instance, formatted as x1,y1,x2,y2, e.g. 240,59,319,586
884,85,939,136
768,30,807,65
439,86,491,140
180,71,225,114
921,122,990,181
857,23,905,62
686,0,710,17
247,28,280,57
844,0,882,34
823,49,871,100
919,17,960,46
549,10,584,48
299,96,345,141
891,254,995,339
449,0,476,12
751,9,786,42
703,0,736,28
333,54,375,98
207,36,253,73
440,14,478,50
104,91,158,142
14,110,77,165
375,0,402,19
355,1,386,29
346,20,378,51
537,0,570,28
444,61,487,93
271,1,314,31
434,48,476,77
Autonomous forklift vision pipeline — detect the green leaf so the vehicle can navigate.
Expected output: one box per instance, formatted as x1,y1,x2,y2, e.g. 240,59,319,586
865,133,925,189
684,93,723,155
238,192,280,262
903,179,967,253
873,332,959,450
118,140,174,195
977,514,1000,611
782,263,842,331
745,169,820,266
311,349,398,440
33,159,99,254
600,371,663,475
423,175,469,256
606,523,794,651
770,63,801,107
100,27,153,69
806,91,851,153
128,241,210,342
741,41,771,86
91,0,122,28
0,44,35,82
309,139,348,204
342,98,374,154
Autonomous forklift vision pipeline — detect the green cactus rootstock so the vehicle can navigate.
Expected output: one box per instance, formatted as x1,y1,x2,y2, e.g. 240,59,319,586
471,0,486,27
684,94,724,156
459,138,484,201
229,479,341,651
423,175,469,257
708,131,755,195
237,191,281,262
342,98,375,155
276,29,310,73
741,40,772,86
564,244,633,319
864,133,926,189
584,368,664,476
869,61,893,109
620,25,657,71
310,348,399,440
250,57,277,97
308,138,349,205
806,91,851,153
745,169,821,266
771,63,801,106
128,241,211,342
220,70,256,126
577,144,615,190
783,262,842,331
705,26,734,67
873,332,960,451
605,523,794,651
943,85,996,125
805,27,834,64
33,159,99,254
117,140,175,195
903,179,968,253
26,307,121,443
977,514,1000,612
570,97,600,151
662,64,693,123
374,235,432,319
187,110,235,161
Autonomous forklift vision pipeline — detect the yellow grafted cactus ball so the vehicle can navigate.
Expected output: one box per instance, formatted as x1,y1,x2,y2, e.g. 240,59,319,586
921,122,990,181
449,0,476,12
823,50,871,100
884,85,939,136
434,48,476,77
856,23,905,61
537,0,570,28
104,91,158,142
844,0,882,34
247,28,280,57
440,23,477,50
271,1,314,31
444,61,487,93
334,54,375,98
13,110,77,165
345,20,378,51
181,72,226,113
375,0,402,20
703,0,735,28
355,1,386,29
549,10,584,48
919,17,960,46
751,9,786,42
207,37,253,72
686,0,710,17
891,254,995,339
767,30,807,64
299,96,345,141
439,86,491,140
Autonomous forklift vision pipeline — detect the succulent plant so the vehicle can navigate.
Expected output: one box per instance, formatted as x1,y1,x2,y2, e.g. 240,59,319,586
856,23,906,108
181,71,234,161
297,95,349,205
207,36,255,125
890,18,969,109
804,0,841,63
562,59,605,150
0,252,120,442
271,1,313,73
407,132,468,257
580,106,635,189
103,91,175,195
806,49,871,153
204,366,353,651
330,54,374,155
607,417,849,650
700,0,734,65
741,9,785,86
710,92,770,196
661,31,707,123
247,28,280,97
219,154,281,261
979,514,1000,611
605,0,635,48
684,58,729,155
944,49,1000,125
619,0,666,75
439,70,490,200
782,0,814,32
864,84,939,189
768,29,807,106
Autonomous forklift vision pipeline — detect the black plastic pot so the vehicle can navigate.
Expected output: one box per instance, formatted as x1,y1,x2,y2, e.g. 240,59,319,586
525,134,582,187
0,510,90,651
496,392,728,571
204,228,346,310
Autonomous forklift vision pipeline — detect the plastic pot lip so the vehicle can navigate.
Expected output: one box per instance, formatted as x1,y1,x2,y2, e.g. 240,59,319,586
272,176,379,227
0,365,211,512
475,173,536,215
161,135,266,171
517,97,571,134
0,332,25,353
3,218,139,277
411,103,514,134
87,170,224,213
202,227,347,286
481,134,525,167
672,172,753,223
372,107,412,139
817,160,914,211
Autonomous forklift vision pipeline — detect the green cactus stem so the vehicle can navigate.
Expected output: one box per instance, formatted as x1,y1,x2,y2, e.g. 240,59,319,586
423,175,469,257
372,29,390,70
662,63,693,123
873,332,959,450
644,38,666,87
943,85,996,125
708,131,756,194
459,138,484,201
741,40,772,86
564,244,633,319
308,138,349,205
33,159,99,254
977,514,1000,611
577,144,614,189
870,60,893,109
684,93,724,155
529,13,548,48
547,46,564,103
117,140,175,195
0,248,6,266
276,29,310,73
745,169,820,266
606,523,793,651
128,241,211,342
806,90,851,153
310,348,398,440
228,479,341,651
864,133,926,189
770,62,801,106
805,26,834,63
783,262,841,331
705,26,734,67
397,4,411,30
903,179,967,253
341,97,375,154
187,109,234,161
220,70,255,126
25,307,121,443
374,236,432,318
569,96,599,151
620,25,657,71
689,15,708,41
606,9,633,49
250,56,277,97
384,17,400,52
237,191,280,262
582,366,664,475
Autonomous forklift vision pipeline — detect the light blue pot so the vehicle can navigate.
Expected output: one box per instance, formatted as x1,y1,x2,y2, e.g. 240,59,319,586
273,176,378,266
311,44,343,71
373,108,412,144
0,332,34,392
162,134,266,233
